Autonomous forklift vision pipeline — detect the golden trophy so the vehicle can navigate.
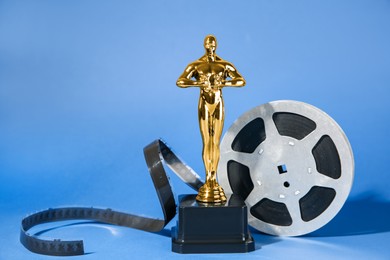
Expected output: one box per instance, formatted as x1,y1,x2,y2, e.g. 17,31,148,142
177,35,245,203
172,35,253,254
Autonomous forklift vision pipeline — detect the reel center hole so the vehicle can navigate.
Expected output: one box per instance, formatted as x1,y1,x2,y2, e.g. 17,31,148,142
284,181,290,188
278,164,287,174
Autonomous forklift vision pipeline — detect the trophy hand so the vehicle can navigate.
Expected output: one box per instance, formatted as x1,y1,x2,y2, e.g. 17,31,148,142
208,75,224,90
198,81,209,89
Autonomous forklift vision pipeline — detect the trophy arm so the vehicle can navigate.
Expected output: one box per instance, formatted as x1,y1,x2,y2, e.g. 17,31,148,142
176,64,204,88
223,64,246,87
176,78,202,88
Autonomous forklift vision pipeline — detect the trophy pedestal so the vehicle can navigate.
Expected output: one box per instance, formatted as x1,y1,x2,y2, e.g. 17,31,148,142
171,194,255,254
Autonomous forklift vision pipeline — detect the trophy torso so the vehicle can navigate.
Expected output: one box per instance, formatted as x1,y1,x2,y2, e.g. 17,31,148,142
195,61,227,106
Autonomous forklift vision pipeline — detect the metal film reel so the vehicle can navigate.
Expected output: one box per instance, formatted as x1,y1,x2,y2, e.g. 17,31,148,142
218,100,354,236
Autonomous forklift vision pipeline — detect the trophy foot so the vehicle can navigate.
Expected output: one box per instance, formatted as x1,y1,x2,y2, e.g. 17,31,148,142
196,183,227,203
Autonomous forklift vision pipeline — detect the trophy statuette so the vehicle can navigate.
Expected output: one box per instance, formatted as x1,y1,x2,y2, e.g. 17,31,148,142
177,35,245,203
172,35,254,254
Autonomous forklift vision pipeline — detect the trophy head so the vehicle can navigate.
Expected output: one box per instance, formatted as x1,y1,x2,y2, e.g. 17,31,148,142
204,35,217,61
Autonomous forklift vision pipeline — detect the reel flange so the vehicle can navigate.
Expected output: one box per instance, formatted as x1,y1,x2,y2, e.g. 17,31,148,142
218,100,354,236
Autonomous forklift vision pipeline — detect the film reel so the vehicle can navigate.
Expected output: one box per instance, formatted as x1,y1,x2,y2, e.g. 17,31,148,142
218,100,354,236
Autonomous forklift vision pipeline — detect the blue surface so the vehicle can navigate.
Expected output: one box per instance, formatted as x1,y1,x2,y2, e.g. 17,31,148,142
1,0,389,259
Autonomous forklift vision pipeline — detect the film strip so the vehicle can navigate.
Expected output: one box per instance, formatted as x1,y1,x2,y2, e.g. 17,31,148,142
20,139,203,256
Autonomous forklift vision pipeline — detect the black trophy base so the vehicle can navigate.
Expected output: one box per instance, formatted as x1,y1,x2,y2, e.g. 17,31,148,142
171,194,255,254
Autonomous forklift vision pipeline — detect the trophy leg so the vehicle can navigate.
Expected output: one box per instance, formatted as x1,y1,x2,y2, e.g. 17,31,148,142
197,96,227,203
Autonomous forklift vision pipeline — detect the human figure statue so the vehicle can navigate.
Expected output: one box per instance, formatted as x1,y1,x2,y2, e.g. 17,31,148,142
177,35,245,203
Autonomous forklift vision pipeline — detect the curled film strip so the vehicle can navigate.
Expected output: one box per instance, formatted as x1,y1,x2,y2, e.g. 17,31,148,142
20,140,203,256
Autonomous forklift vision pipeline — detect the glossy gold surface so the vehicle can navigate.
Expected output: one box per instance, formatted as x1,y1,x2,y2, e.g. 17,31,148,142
177,35,245,203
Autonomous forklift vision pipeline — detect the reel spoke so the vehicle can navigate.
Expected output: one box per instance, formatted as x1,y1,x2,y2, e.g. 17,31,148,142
263,113,281,142
311,170,340,189
285,199,305,226
223,150,257,167
300,127,329,149
245,188,266,207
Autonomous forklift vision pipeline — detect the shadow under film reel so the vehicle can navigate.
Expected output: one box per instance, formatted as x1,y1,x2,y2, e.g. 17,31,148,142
218,100,354,236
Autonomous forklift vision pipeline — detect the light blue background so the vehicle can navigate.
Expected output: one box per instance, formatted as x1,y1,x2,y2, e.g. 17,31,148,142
1,0,389,259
